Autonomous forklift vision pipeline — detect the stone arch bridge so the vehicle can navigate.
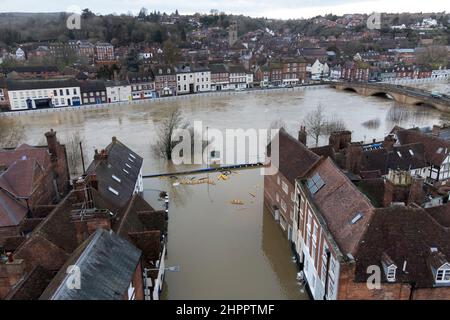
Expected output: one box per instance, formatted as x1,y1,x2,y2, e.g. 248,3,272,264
333,82,450,112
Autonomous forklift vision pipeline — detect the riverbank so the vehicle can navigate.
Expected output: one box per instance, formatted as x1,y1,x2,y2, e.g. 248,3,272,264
0,84,330,117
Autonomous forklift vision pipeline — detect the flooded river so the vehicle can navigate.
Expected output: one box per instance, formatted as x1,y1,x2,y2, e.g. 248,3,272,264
4,86,450,299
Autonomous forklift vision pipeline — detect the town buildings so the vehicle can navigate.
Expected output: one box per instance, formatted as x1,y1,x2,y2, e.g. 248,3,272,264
0,130,70,267
152,65,177,97
128,72,156,100
79,80,107,105
0,136,167,300
6,79,81,110
264,123,450,300
105,80,132,102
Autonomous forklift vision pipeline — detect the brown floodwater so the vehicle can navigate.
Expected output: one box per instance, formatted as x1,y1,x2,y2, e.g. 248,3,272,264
3,86,449,299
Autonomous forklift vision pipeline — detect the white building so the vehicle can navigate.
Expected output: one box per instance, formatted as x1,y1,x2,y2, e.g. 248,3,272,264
228,65,248,90
7,79,82,110
15,48,26,61
431,69,450,79
105,80,132,102
176,65,195,94
310,59,325,79
193,66,211,93
176,65,211,94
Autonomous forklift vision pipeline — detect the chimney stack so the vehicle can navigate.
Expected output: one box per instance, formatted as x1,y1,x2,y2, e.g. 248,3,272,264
408,176,425,206
298,126,307,145
382,134,396,151
45,129,58,160
432,125,441,136
345,142,363,174
383,169,412,206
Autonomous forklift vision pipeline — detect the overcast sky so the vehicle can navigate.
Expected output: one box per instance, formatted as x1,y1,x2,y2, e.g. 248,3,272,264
0,0,448,19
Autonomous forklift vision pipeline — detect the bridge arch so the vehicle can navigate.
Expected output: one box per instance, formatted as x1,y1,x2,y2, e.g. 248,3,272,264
370,91,396,101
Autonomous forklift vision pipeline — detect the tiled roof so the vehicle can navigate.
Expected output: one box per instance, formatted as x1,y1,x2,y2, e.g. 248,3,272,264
355,205,450,288
304,158,375,256
362,143,428,175
395,129,450,167
271,128,321,185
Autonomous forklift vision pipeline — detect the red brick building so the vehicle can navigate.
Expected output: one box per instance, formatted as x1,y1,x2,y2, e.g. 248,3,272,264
264,128,320,239
0,130,70,249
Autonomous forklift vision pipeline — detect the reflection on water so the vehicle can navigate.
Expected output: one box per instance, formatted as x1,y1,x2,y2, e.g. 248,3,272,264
385,104,437,129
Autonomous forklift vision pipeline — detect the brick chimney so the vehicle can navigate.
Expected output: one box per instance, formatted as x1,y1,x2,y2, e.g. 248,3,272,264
298,126,307,145
345,142,363,174
73,211,112,245
94,149,108,161
45,129,58,161
408,176,424,205
329,131,352,152
383,169,412,206
382,134,397,151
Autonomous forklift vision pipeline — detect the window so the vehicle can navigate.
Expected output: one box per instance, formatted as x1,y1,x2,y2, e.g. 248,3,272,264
123,168,129,174
306,173,325,194
281,181,288,194
129,153,136,159
275,193,280,203
128,157,134,163
280,199,287,212
125,163,131,168
386,266,396,282
436,265,450,283
73,88,77,95
108,186,119,195
66,89,70,95
53,90,57,96
60,89,63,96
112,175,121,183
277,176,281,185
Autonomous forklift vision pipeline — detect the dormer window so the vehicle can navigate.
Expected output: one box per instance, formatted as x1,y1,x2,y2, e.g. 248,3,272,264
386,265,397,282
381,252,397,282
436,264,450,283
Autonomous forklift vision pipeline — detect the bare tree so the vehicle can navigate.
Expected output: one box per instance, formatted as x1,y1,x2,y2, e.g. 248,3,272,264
325,114,347,135
303,104,327,147
0,118,24,149
415,46,448,69
65,132,85,177
153,108,188,160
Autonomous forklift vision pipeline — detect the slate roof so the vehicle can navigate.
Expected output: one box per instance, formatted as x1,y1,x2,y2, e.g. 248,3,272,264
151,65,176,77
302,157,375,256
40,229,141,300
269,128,321,185
78,80,106,93
362,143,428,175
86,137,143,209
6,79,80,91
395,129,450,167
355,205,450,288
208,64,228,74
2,66,58,74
